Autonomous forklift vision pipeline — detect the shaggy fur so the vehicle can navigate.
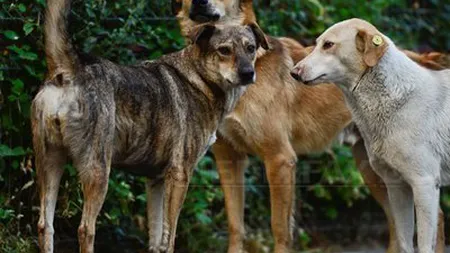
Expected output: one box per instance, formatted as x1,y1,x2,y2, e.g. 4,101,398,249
32,0,268,252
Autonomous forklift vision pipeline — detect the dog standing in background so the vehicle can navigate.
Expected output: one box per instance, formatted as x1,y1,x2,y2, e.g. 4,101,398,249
292,18,450,253
173,1,447,253
32,0,268,252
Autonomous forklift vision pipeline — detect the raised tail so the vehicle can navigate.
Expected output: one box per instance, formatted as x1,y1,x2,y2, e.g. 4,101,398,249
44,0,78,80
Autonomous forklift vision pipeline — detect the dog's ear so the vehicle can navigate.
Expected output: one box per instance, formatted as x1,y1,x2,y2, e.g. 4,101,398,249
171,0,182,15
356,29,388,67
192,24,216,49
247,23,270,50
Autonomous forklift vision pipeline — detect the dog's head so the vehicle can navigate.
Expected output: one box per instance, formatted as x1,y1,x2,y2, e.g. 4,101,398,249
191,23,268,89
173,0,258,38
172,0,244,23
291,18,389,89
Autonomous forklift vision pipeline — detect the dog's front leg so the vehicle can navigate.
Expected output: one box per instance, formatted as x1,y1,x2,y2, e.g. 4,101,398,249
384,180,415,253
264,146,297,253
212,140,249,253
411,177,440,253
147,179,165,252
161,165,191,253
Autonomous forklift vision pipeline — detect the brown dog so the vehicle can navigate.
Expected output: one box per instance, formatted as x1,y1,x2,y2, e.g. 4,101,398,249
31,0,268,252
173,1,446,252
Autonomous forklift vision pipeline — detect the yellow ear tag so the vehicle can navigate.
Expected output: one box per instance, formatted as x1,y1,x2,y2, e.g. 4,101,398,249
372,35,383,46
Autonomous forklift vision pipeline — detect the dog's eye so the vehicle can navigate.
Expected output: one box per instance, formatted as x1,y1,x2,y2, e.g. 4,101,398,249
218,46,232,56
322,41,335,50
247,44,256,53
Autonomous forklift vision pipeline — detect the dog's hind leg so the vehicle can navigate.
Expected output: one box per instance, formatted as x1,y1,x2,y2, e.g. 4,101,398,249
32,101,67,253
76,157,111,253
385,181,415,253
263,142,297,253
72,113,114,253
161,165,191,253
35,147,66,253
147,179,165,252
212,139,249,253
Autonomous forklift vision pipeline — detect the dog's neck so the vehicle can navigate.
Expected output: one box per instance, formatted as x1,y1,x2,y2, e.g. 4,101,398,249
342,44,430,143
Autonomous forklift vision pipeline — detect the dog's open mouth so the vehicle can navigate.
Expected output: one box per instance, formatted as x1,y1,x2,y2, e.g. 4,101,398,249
304,74,326,85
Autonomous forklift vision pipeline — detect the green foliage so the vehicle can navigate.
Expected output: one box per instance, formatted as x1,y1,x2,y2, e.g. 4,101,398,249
0,227,36,253
0,0,449,252
255,0,450,50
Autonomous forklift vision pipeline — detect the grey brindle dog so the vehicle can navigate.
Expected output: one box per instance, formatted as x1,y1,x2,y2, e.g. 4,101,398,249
31,0,269,252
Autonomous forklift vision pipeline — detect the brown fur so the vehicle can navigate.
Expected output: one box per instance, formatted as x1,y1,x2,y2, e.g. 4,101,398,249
33,0,267,252
403,50,450,70
175,1,446,253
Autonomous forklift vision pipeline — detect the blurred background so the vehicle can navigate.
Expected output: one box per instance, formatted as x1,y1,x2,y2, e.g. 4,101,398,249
1,0,449,252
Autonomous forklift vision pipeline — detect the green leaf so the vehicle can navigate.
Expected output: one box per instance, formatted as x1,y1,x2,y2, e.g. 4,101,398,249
0,208,15,221
7,45,21,54
23,65,37,77
11,160,19,169
325,207,338,220
18,3,26,13
19,51,38,61
196,213,212,224
23,23,34,35
3,30,19,40
11,79,24,95
0,145,26,157
6,45,38,61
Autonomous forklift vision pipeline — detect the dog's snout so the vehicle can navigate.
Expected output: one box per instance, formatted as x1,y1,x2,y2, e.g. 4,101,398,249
189,0,221,22
193,0,209,6
210,12,221,21
239,66,255,85
290,65,304,82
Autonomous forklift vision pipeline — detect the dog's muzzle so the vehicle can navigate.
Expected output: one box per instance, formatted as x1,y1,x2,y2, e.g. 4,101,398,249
239,66,256,85
189,0,221,22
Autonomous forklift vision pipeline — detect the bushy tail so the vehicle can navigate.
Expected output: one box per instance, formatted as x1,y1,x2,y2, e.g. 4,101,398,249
44,0,78,79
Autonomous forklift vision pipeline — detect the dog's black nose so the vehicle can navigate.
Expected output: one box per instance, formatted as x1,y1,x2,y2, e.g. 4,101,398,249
193,0,208,6
290,70,300,81
239,67,255,85
290,66,303,82
210,12,221,21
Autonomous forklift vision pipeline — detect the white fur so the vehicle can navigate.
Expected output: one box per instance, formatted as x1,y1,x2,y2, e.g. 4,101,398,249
295,19,450,253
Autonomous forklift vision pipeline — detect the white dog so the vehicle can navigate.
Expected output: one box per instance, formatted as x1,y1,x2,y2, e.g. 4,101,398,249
291,18,450,253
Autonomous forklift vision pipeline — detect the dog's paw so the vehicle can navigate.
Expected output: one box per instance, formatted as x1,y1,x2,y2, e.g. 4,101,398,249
147,245,169,253
148,246,160,253
158,245,168,253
